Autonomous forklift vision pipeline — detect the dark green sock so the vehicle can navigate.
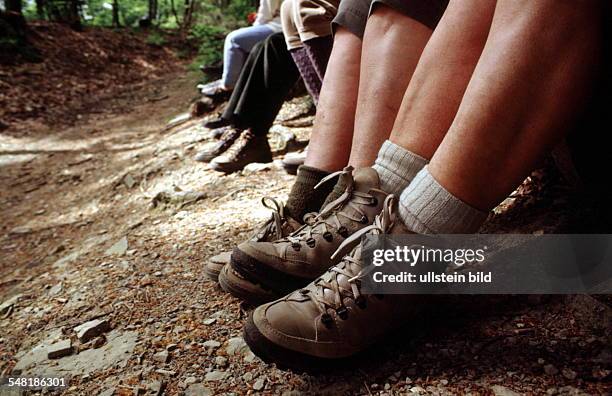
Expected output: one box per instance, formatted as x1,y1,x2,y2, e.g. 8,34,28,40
285,165,337,222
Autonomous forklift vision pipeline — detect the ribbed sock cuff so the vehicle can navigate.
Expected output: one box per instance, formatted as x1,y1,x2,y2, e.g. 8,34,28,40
372,140,429,196
285,165,334,222
399,167,488,234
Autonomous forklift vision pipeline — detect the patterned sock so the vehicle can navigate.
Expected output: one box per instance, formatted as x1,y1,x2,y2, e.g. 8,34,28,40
372,140,429,196
399,166,489,234
303,35,333,82
285,165,336,222
290,47,322,103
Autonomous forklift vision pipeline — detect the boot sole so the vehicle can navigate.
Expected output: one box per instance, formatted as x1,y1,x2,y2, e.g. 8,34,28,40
230,247,311,296
203,263,221,282
243,312,360,373
209,156,273,174
218,265,280,306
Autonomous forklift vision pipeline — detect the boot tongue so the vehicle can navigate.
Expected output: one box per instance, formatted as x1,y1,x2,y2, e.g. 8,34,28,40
352,167,381,193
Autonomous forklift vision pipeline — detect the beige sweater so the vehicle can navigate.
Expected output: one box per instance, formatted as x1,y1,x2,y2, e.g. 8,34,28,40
253,0,283,32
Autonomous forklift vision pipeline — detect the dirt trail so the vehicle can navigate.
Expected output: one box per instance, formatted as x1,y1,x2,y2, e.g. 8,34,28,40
0,71,610,395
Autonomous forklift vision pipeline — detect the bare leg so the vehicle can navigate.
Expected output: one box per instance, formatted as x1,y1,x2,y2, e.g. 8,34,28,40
304,28,361,172
389,0,495,160
429,0,601,210
349,5,433,167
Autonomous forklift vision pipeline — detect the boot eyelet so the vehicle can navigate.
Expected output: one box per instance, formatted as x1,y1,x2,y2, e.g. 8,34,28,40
291,242,301,251
321,313,333,328
360,215,368,224
355,296,367,309
299,289,310,295
338,226,349,238
369,197,378,206
306,238,316,248
336,307,349,320
323,232,333,242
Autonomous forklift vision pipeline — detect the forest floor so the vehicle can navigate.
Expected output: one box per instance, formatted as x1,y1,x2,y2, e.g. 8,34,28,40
0,26,611,396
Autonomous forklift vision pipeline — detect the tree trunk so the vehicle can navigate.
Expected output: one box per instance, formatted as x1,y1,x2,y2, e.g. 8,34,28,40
35,0,46,19
148,0,157,22
112,0,121,27
3,0,27,33
170,0,181,28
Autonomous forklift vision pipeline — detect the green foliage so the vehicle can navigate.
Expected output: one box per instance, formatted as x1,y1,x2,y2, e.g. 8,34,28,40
188,23,227,68
146,30,166,45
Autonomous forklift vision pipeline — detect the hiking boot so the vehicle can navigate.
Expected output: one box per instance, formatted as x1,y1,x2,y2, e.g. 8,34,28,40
217,198,320,303
198,79,231,100
230,167,388,297
205,251,230,282
219,265,279,305
206,197,302,284
203,115,230,131
194,126,241,163
243,195,428,370
210,130,273,174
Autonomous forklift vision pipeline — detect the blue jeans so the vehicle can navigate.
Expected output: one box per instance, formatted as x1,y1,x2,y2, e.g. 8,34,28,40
222,25,275,89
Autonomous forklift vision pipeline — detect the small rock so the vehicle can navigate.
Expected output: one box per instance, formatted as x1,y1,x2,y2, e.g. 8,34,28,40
147,380,165,396
0,294,22,315
204,370,227,382
562,368,577,380
253,377,265,391
153,350,169,363
154,271,163,277
123,174,136,189
99,389,115,396
74,319,111,343
185,383,212,396
105,237,128,256
215,356,228,368
166,343,178,351
47,339,72,359
226,337,249,356
155,369,176,376
202,340,221,353
184,376,197,385
9,226,32,235
243,372,253,382
544,364,559,375
491,385,522,396
48,283,63,296
203,318,216,325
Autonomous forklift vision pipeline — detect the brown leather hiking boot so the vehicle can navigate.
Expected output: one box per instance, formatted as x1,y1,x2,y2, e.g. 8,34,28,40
206,197,301,284
210,129,273,174
229,167,388,298
194,126,241,163
243,195,428,371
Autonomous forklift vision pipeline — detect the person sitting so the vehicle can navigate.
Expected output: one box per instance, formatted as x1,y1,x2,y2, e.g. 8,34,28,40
195,0,338,174
199,0,284,97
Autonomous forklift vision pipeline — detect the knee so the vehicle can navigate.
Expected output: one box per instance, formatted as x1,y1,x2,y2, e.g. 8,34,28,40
366,4,429,37
226,29,247,47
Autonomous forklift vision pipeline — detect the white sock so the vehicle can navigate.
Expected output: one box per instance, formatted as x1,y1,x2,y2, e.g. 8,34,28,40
399,166,488,234
372,140,428,196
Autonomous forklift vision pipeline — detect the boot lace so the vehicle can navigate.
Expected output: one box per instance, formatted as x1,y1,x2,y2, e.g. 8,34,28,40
283,167,377,248
303,195,397,321
223,130,251,160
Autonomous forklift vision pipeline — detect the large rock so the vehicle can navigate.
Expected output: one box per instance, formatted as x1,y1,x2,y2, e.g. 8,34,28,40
14,330,138,377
